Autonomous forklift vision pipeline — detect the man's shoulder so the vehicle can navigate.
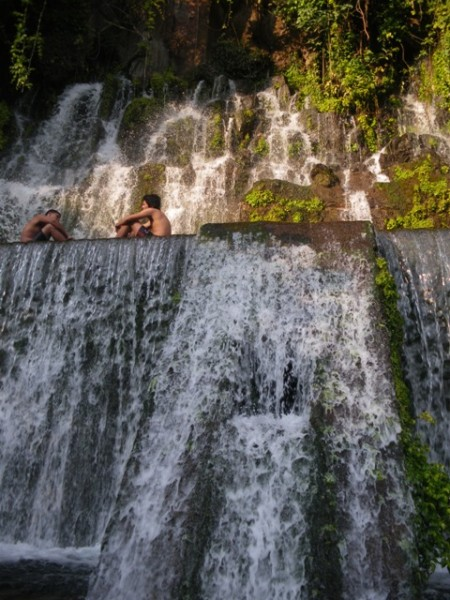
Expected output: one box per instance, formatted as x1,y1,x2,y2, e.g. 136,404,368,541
30,213,47,223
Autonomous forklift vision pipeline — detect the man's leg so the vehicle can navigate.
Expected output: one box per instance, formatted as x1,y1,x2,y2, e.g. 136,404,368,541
42,224,68,241
129,222,145,237
115,225,131,238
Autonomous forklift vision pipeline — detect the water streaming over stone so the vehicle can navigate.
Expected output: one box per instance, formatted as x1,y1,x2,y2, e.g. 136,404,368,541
377,230,450,469
0,224,417,599
0,76,449,598
0,78,379,243
0,237,189,549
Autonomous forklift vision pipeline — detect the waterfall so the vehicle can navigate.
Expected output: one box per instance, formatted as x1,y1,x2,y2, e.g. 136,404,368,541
1,77,390,245
0,224,417,599
0,237,189,548
0,84,105,241
377,230,450,469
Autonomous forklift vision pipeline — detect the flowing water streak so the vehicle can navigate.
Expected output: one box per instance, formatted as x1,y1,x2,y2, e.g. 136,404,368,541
0,237,190,547
377,230,450,468
142,100,238,235
398,94,450,162
341,169,372,222
248,87,314,185
0,84,102,241
88,232,414,600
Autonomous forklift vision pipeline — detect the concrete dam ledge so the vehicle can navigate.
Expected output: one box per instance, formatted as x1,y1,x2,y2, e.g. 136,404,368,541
2,220,377,257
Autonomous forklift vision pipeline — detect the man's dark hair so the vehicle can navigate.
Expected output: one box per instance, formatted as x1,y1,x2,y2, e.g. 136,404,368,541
45,209,61,217
143,194,161,209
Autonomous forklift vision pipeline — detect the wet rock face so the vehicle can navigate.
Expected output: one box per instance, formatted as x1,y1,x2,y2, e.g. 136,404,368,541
310,163,340,188
380,133,445,168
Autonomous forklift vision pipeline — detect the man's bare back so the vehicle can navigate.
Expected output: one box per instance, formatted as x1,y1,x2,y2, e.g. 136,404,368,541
115,194,171,238
20,210,72,243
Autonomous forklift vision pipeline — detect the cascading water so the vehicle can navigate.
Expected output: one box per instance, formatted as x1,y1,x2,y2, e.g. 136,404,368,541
377,230,450,469
0,237,188,545
0,84,105,241
1,76,383,244
0,224,417,599
1,76,449,598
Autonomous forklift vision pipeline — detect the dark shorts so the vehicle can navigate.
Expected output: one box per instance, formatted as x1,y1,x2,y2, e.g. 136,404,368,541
136,226,153,238
33,231,50,242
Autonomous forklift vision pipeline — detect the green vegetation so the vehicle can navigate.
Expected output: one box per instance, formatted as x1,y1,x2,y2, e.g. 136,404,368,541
208,112,225,156
385,155,450,230
269,0,450,149
211,38,272,82
120,96,161,130
244,188,324,223
375,257,450,585
253,136,269,157
10,0,45,91
98,75,121,121
142,0,165,31
418,0,450,109
147,69,188,101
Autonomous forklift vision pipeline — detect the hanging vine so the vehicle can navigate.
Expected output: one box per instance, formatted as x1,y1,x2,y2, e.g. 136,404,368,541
10,0,47,91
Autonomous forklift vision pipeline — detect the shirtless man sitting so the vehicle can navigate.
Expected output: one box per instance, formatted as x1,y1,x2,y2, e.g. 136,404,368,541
20,209,73,243
115,194,171,238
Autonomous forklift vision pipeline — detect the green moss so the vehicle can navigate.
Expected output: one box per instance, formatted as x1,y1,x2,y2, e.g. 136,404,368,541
356,113,379,153
244,188,324,223
253,136,269,157
235,108,257,149
119,96,161,137
134,163,166,206
149,69,188,100
165,117,195,167
375,257,450,586
99,74,121,120
207,112,225,157
385,155,450,230
288,139,303,159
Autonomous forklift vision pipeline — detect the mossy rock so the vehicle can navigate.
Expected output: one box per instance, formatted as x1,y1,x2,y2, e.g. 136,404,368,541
165,116,196,167
205,103,226,159
310,164,340,188
117,96,163,157
131,163,167,210
232,104,258,150
241,179,325,224
98,75,122,121
372,153,450,230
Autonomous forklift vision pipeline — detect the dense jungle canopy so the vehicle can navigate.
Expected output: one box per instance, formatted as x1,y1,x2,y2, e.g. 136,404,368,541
0,0,449,140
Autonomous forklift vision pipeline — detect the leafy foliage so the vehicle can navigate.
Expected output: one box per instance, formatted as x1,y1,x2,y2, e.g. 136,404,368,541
212,39,272,81
271,0,449,149
10,0,45,91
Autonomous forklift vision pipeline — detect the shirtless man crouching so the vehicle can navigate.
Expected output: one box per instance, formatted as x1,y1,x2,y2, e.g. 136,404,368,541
115,194,171,238
20,209,73,243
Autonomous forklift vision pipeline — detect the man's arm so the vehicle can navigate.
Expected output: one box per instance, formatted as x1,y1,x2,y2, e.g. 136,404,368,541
51,220,72,239
115,208,154,228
